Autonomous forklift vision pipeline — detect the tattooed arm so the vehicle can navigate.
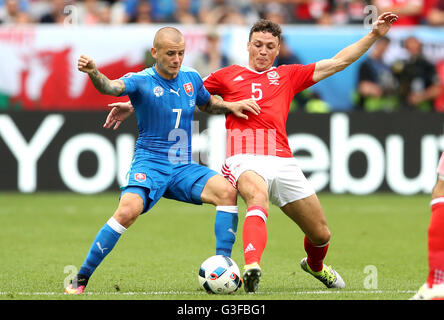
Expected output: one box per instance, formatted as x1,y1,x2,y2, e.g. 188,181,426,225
199,96,261,120
102,95,262,130
77,54,126,96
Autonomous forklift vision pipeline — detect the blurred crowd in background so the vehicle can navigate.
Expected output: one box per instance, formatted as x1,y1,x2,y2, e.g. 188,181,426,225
1,0,444,27
355,35,443,112
0,0,444,112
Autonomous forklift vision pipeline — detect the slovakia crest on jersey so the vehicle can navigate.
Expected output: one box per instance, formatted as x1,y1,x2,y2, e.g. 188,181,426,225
183,82,194,97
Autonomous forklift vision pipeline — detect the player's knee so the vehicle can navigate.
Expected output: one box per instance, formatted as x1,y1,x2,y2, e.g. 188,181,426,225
240,187,269,211
216,182,237,205
254,192,269,212
113,203,141,228
250,193,269,212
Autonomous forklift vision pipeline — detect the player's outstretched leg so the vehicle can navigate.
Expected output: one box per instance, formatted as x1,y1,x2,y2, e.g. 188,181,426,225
65,217,126,294
280,194,345,289
300,236,345,289
65,217,127,294
65,192,142,294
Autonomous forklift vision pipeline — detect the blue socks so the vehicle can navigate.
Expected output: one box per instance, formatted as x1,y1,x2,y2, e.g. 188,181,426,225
78,206,238,279
214,206,239,257
78,217,127,278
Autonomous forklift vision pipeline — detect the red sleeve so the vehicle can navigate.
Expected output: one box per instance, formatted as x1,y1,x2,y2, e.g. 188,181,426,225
203,68,226,96
287,63,317,94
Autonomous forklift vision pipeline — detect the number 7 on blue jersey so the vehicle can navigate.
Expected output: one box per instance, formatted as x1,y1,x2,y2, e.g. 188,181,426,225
172,108,182,129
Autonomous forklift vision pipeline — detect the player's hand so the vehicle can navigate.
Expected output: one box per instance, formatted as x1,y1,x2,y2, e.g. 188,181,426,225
78,54,97,74
408,92,424,106
229,98,261,120
371,12,398,38
103,101,134,130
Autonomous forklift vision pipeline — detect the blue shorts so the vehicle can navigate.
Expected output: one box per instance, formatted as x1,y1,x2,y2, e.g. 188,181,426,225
120,150,218,213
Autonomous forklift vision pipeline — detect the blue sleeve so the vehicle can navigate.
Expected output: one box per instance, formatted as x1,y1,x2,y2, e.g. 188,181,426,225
118,72,138,96
195,74,211,106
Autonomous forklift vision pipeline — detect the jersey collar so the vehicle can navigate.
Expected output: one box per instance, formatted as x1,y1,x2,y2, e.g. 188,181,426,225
245,66,276,74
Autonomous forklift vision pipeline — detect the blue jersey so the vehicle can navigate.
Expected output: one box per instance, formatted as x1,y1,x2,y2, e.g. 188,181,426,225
120,65,210,163
118,66,216,213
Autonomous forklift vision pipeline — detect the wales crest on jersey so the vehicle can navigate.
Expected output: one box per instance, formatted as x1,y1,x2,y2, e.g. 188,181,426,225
267,71,280,85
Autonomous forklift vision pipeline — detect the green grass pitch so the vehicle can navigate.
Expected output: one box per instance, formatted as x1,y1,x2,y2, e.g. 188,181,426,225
0,192,431,300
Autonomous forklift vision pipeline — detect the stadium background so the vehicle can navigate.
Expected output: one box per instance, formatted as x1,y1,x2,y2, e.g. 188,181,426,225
1,11,444,194
1,0,444,301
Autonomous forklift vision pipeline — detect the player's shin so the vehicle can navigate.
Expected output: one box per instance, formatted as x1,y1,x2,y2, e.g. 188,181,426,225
78,217,127,279
304,236,329,272
214,206,238,257
243,206,268,265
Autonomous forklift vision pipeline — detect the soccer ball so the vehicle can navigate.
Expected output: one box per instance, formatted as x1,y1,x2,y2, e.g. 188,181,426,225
198,255,242,294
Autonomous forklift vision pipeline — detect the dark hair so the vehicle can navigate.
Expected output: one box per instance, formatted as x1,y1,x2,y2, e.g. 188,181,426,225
249,19,282,43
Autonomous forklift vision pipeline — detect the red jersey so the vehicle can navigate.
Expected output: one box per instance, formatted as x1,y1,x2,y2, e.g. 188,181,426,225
203,64,316,158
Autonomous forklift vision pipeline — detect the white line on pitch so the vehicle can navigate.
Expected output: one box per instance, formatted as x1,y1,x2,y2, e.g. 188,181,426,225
0,290,416,296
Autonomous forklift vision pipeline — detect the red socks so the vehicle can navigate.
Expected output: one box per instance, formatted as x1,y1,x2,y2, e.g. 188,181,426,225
304,236,329,272
427,198,444,286
242,206,330,271
243,206,268,265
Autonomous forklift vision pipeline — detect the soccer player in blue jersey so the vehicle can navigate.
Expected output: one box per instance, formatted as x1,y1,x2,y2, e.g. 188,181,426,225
65,27,260,294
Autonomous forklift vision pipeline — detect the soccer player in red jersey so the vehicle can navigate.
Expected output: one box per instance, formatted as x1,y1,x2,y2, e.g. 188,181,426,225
202,13,397,292
412,153,444,300
105,12,398,293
